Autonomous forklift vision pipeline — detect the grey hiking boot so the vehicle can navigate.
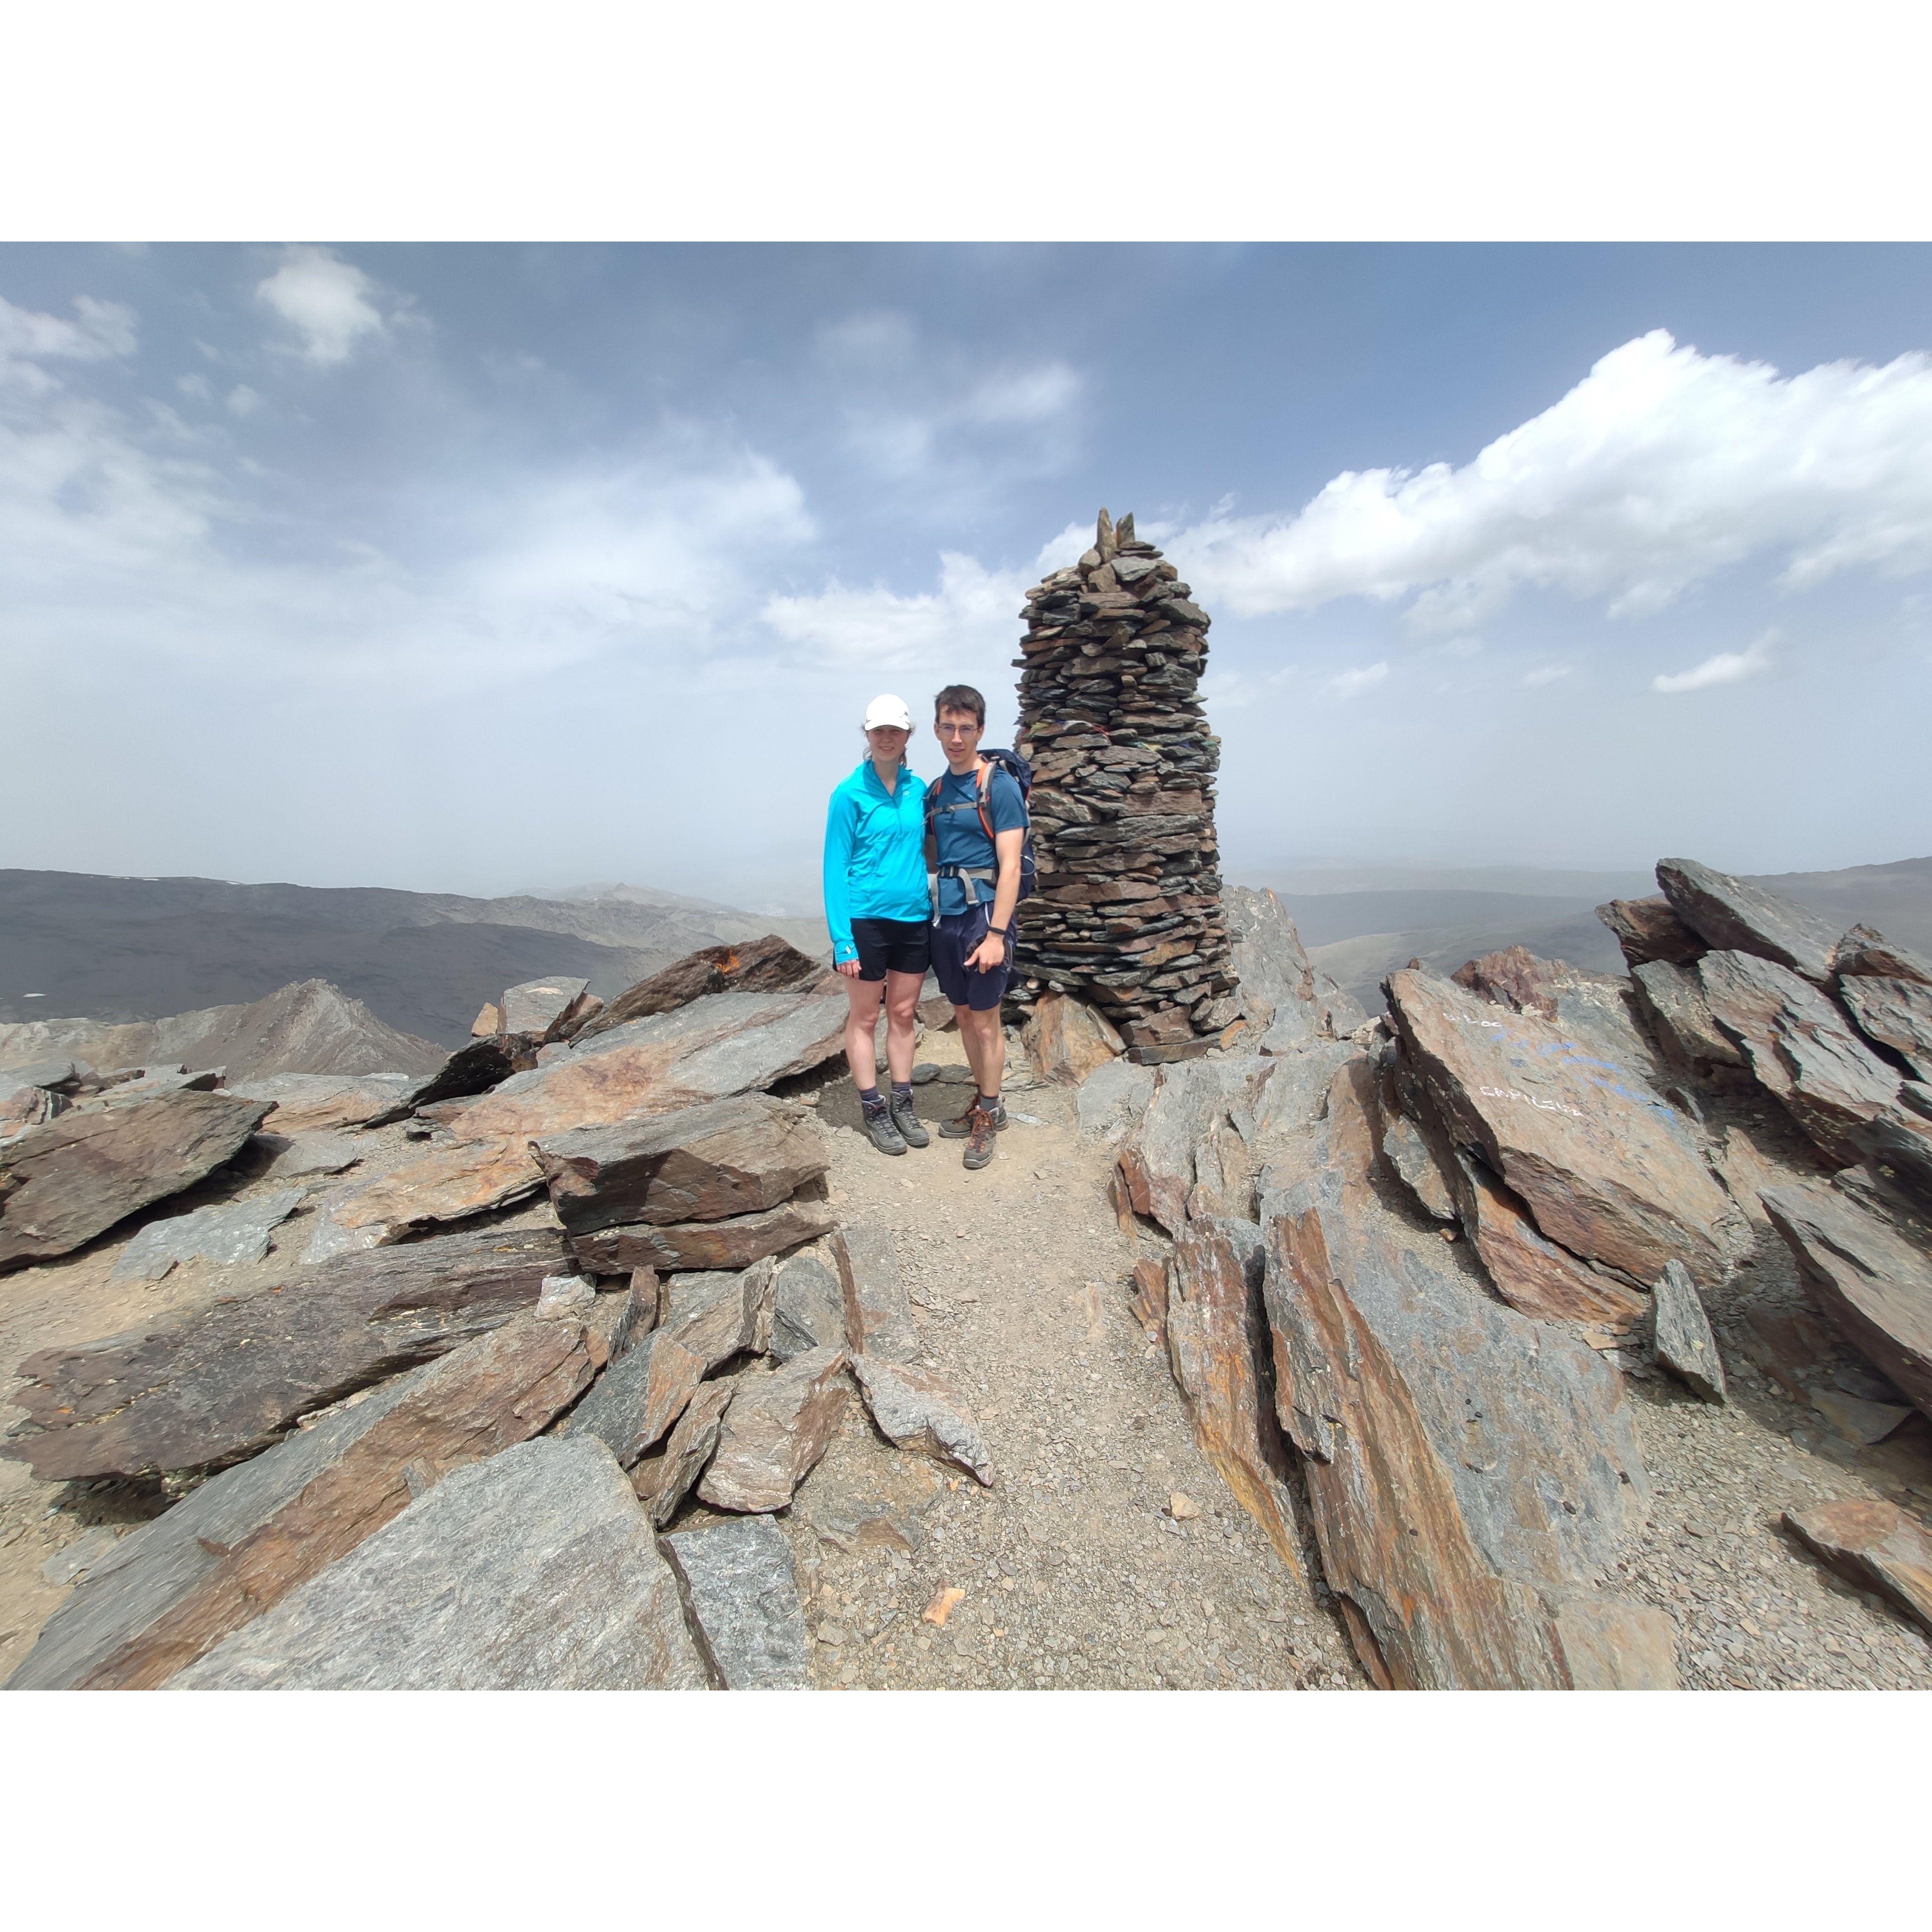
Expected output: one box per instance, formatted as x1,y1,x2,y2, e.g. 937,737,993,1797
861,1103,907,1156
889,1092,929,1148
963,1104,1000,1170
939,1096,1006,1139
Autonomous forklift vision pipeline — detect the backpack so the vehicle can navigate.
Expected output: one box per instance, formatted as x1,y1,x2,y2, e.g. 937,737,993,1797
926,749,1037,907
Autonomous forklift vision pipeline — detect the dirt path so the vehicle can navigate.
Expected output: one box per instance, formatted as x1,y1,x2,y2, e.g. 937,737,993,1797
768,1031,1364,1692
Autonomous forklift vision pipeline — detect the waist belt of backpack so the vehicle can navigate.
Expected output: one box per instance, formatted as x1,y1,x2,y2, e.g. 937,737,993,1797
936,862,999,907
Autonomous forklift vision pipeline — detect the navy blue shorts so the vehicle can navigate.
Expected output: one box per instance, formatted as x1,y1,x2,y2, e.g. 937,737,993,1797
931,906,1012,1012
849,917,930,981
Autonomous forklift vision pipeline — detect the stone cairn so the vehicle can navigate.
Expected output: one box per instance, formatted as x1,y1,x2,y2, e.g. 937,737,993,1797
1010,509,1235,1063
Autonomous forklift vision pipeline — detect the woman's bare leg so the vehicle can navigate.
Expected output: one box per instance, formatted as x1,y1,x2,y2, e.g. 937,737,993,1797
882,969,923,1084
842,975,887,1088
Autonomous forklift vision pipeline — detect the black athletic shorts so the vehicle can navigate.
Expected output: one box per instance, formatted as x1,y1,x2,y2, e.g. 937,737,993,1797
849,916,931,981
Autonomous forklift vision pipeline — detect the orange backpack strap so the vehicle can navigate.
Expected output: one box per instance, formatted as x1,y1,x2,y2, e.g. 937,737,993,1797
973,757,996,843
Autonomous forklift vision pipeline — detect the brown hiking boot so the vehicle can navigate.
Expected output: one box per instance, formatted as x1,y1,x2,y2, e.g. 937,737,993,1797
940,1095,1006,1139
963,1104,999,1170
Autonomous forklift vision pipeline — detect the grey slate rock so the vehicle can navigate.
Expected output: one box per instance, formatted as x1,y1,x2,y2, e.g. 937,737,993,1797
110,1188,308,1284
1651,1259,1727,1403
831,1225,918,1363
563,1330,661,1467
1075,1058,1156,1142
1839,974,1932,1081
1631,959,1744,1068
5,1365,433,1689
1834,924,1932,987
662,1515,810,1689
1657,856,1842,986
770,1253,847,1361
169,1437,711,1690
499,975,591,1038
40,1526,122,1588
0,1060,83,1100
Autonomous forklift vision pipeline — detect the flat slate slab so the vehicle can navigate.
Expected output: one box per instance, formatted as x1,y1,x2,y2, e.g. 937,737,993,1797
110,1188,307,1283
567,1197,834,1275
830,1224,918,1363
1697,950,1901,1163
698,1346,848,1513
3,1225,565,1481
168,1438,712,1690
662,1516,810,1689
499,975,591,1039
1631,960,1744,1068
534,1092,826,1234
1386,967,1737,1288
303,988,846,1258
849,1353,995,1488
1784,1499,1932,1636
1835,924,1932,987
224,1072,415,1134
0,1090,274,1274
1595,895,1706,970
1657,855,1843,986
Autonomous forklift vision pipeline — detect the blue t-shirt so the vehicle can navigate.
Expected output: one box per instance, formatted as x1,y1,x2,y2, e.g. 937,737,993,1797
931,763,1027,916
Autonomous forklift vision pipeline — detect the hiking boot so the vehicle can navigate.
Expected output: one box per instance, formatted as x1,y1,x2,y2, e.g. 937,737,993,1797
962,1104,999,1170
861,1104,907,1156
889,1092,929,1148
939,1096,1006,1139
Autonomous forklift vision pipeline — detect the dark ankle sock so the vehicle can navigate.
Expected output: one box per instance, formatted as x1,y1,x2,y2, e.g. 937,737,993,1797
857,1084,883,1112
978,1090,1000,1109
891,1080,912,1101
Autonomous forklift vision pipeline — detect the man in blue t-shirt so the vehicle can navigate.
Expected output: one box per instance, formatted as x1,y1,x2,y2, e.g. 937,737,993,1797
926,682,1028,1170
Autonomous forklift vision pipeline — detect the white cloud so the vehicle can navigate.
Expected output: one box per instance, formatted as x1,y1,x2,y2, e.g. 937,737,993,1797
176,373,213,402
226,385,263,417
1522,663,1574,686
963,361,1079,425
1323,660,1390,698
255,245,387,366
761,551,1026,670
0,293,137,392
1172,330,1932,627
1652,631,1774,693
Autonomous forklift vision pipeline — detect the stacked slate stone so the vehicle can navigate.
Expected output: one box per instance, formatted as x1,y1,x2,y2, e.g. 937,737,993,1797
1010,509,1234,1064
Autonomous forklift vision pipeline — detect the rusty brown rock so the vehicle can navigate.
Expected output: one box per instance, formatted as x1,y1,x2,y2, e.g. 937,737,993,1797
304,988,846,1258
1658,856,1842,986
575,934,826,1042
1386,967,1738,1287
226,1072,417,1134
1697,950,1900,1164
1165,1215,1301,1573
66,1315,595,1689
1762,1175,1932,1417
568,1196,832,1276
1834,924,1932,987
534,1092,827,1234
0,1090,273,1274
1021,992,1125,1085
1260,1083,1658,1690
1784,1498,1932,1635
1,1225,566,1482
470,1003,502,1038
1452,945,1565,1020
1551,1599,1680,1689
630,1377,735,1527
1128,1256,1169,1337
1838,975,1932,1081
1712,1125,1777,1227
1445,1147,1650,1337
1595,895,1706,970
1651,1259,1726,1402
696,1346,848,1512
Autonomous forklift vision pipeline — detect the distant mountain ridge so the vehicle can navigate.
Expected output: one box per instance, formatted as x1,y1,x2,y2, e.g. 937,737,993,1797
0,871,830,1047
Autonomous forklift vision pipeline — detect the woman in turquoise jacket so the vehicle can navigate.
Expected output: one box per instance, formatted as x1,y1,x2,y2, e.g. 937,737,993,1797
824,693,933,1157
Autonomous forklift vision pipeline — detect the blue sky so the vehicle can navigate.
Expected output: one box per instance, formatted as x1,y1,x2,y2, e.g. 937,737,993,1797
5,242,1930,909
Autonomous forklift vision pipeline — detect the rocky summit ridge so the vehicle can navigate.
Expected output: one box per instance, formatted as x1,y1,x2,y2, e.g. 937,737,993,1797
1,846,1928,1690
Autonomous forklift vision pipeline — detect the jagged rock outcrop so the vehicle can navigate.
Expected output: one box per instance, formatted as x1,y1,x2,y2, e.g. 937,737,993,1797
1010,509,1235,1063
575,934,826,1042
1658,856,1843,986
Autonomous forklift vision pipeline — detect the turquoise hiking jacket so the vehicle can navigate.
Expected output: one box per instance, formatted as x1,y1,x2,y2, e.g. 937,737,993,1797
822,758,931,964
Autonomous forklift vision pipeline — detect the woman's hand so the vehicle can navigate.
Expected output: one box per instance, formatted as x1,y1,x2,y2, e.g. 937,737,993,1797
835,958,864,979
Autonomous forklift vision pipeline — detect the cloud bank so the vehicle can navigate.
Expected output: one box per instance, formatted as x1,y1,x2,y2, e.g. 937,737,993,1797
1172,330,1932,628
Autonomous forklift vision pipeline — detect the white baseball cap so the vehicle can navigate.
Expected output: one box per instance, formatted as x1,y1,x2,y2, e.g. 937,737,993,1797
862,693,913,731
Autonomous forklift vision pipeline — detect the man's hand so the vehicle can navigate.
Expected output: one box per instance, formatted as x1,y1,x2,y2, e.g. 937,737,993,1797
968,929,1006,973
835,958,864,979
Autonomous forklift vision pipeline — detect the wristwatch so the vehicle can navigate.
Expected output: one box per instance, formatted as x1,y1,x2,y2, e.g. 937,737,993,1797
989,924,1008,935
